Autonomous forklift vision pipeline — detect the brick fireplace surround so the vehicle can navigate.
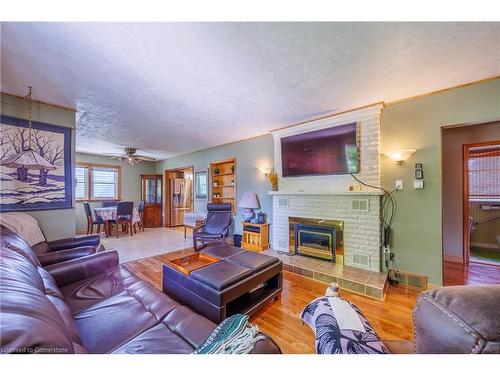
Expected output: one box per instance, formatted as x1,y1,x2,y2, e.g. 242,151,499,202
268,104,387,299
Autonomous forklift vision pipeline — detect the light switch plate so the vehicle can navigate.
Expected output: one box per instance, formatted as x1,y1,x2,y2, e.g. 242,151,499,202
396,180,403,190
414,180,424,189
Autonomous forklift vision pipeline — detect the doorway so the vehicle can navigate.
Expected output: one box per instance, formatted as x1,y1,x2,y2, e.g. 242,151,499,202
464,142,500,267
442,120,500,285
164,166,194,227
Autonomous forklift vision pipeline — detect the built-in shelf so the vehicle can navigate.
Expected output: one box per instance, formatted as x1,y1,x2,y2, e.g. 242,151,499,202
210,158,237,214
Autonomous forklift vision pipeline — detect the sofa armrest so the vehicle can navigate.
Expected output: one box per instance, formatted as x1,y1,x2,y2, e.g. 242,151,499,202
45,250,119,287
47,234,101,251
249,333,282,354
37,246,97,267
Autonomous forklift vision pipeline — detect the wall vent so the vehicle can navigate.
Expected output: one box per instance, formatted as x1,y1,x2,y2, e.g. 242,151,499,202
351,199,369,212
352,253,370,267
389,269,428,290
278,197,289,208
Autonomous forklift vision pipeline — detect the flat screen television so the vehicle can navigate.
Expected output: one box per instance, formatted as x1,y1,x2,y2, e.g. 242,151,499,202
280,122,359,177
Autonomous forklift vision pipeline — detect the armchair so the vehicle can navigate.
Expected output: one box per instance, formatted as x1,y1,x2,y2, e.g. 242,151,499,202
193,203,232,252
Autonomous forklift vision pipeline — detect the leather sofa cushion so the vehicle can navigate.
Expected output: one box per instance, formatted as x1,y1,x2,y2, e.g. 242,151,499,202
191,261,253,290
202,245,244,259
225,251,279,272
0,247,75,353
1,226,41,267
60,266,142,314
113,306,216,354
73,280,181,353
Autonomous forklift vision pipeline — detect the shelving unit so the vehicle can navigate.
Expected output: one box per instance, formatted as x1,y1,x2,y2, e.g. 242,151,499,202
210,158,237,214
242,222,270,252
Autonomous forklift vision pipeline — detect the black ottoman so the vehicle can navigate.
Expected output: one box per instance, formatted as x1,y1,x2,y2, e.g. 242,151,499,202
163,246,282,323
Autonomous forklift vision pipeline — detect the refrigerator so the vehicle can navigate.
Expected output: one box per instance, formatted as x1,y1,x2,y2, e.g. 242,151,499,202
170,178,192,226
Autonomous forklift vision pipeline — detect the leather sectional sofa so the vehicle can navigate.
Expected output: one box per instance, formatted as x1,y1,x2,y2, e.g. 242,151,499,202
0,227,281,354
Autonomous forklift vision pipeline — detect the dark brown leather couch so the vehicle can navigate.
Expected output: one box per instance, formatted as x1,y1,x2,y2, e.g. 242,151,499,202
0,228,281,354
1,225,103,267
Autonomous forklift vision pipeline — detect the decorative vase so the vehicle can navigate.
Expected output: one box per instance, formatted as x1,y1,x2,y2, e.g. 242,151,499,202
271,184,278,191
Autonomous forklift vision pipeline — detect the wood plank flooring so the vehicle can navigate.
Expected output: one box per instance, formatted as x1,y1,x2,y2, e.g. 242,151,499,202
124,250,419,354
443,260,500,286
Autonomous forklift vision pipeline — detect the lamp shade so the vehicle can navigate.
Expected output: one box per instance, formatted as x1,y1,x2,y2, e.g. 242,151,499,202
384,149,416,163
238,191,260,209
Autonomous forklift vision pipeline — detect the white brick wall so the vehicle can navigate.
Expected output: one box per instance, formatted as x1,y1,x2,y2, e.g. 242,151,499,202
270,104,383,272
271,193,382,271
272,104,383,191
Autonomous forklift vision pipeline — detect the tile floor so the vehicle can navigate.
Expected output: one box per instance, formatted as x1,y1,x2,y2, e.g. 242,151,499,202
100,227,193,263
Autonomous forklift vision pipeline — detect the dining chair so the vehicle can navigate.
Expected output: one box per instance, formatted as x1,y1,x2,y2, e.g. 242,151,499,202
108,201,134,238
193,203,232,251
102,200,118,207
83,202,104,234
136,200,145,232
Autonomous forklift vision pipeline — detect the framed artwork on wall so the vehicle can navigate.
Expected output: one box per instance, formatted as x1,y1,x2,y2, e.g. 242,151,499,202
195,170,208,199
0,115,73,212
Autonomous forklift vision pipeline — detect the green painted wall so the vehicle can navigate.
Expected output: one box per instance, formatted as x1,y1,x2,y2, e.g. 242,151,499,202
380,78,500,285
155,134,274,236
1,93,77,241
75,152,156,233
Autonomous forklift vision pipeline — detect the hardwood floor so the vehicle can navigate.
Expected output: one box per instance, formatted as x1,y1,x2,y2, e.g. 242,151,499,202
443,260,500,286
124,251,419,354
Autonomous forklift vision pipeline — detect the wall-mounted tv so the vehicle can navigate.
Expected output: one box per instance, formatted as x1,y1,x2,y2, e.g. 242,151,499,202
280,122,359,177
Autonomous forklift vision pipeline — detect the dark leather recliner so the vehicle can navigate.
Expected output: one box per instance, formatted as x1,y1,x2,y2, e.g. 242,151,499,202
193,203,232,252
1,225,103,267
384,284,500,354
0,227,281,354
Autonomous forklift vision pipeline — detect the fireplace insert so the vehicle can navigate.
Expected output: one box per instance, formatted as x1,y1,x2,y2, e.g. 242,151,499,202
294,224,336,262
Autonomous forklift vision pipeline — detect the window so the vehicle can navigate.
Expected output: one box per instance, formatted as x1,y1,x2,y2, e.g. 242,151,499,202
76,163,121,201
75,165,88,200
468,146,500,200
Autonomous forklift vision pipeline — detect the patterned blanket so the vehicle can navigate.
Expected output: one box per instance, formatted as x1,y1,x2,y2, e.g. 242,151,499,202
194,314,265,354
300,297,388,354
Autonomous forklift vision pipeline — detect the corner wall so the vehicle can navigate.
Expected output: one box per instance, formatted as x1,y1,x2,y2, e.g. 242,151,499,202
380,78,500,285
155,134,274,236
1,93,77,240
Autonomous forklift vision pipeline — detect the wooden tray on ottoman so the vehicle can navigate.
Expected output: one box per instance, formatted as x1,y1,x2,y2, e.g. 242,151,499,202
166,253,220,275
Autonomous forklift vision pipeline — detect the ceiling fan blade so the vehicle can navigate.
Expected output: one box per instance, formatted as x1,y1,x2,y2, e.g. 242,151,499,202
135,155,156,161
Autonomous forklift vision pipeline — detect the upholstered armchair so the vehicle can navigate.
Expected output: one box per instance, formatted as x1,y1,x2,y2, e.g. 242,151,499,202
1,225,103,267
193,203,232,252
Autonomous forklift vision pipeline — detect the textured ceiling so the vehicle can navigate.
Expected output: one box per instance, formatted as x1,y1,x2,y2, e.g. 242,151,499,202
1,22,499,160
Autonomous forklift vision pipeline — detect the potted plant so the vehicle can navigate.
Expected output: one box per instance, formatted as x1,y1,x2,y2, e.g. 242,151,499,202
214,166,220,175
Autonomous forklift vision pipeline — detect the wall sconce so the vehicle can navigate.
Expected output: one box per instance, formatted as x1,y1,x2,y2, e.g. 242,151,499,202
259,167,278,191
384,149,416,164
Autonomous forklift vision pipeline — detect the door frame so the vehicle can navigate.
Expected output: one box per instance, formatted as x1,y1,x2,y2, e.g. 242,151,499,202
164,165,194,227
463,140,500,267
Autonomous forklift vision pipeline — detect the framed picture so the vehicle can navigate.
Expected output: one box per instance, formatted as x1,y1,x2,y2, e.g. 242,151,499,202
0,115,73,211
195,170,208,199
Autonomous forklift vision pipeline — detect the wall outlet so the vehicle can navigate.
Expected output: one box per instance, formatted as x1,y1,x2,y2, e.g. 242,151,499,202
414,180,424,189
395,180,403,190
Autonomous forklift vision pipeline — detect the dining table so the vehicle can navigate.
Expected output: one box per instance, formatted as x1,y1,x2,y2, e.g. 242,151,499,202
94,206,141,237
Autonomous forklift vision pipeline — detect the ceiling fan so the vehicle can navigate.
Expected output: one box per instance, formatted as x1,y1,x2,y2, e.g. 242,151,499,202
106,147,156,165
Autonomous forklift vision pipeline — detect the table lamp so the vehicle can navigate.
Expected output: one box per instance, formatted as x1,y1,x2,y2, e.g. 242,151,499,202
238,191,260,222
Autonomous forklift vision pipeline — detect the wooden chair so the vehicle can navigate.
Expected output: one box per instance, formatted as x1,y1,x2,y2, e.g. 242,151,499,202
102,200,118,207
108,201,134,238
83,202,104,234
135,200,145,232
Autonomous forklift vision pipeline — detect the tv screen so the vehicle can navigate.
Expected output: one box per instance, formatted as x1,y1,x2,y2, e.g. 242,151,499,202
280,122,359,177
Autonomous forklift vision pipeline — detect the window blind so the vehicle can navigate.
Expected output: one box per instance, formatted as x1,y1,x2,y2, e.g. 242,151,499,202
75,166,88,200
469,148,500,199
91,167,118,199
